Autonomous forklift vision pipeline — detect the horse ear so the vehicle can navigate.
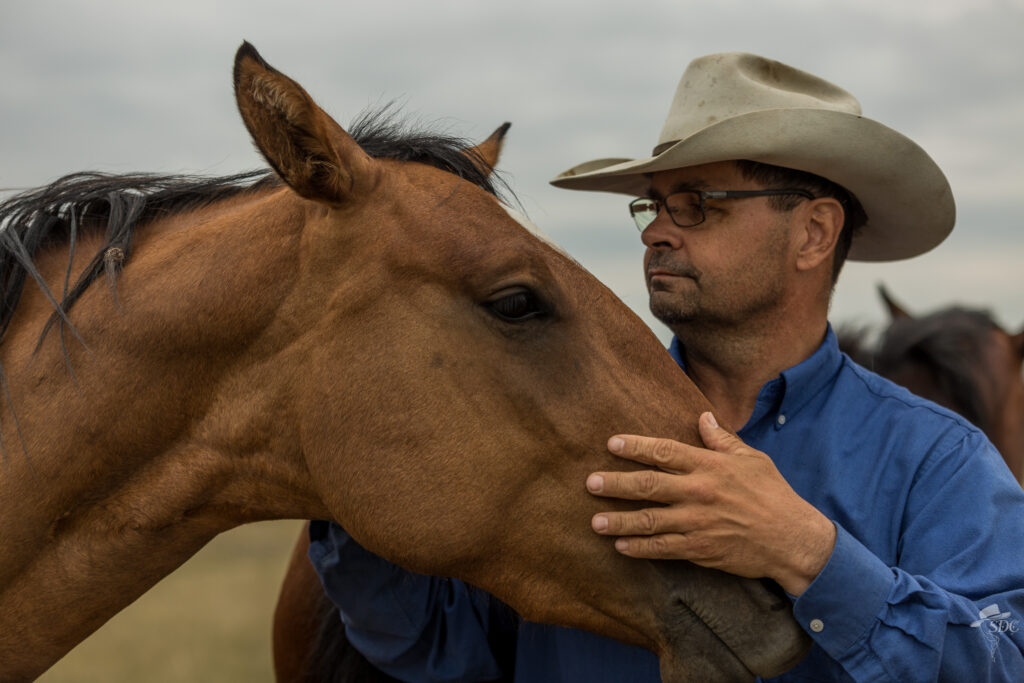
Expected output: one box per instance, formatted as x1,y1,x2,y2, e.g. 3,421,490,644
465,123,511,175
877,283,912,320
232,42,379,205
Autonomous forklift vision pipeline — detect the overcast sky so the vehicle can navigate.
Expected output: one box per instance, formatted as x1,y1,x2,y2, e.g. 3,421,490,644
2,0,1022,343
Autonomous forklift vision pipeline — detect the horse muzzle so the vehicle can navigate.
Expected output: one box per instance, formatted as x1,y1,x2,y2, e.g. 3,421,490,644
652,560,811,682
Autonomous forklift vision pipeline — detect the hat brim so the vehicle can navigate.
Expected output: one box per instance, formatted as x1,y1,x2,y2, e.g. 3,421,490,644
550,109,955,262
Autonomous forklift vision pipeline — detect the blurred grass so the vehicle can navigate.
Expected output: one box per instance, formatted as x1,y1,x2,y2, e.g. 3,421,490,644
38,519,305,683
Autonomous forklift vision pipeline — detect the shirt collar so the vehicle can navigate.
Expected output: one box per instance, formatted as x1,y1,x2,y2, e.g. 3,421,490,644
667,324,844,430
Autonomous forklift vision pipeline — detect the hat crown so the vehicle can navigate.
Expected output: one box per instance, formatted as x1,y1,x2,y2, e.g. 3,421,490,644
656,53,863,151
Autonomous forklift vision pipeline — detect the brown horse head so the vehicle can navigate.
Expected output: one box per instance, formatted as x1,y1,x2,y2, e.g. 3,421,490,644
0,43,807,681
234,43,808,680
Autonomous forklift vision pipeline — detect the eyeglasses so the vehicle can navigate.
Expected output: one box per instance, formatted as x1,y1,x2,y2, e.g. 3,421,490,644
628,189,816,232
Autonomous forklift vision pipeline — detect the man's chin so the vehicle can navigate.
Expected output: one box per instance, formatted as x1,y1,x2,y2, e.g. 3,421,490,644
649,296,696,328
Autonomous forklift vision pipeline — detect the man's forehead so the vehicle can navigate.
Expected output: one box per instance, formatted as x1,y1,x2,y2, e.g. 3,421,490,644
645,160,748,195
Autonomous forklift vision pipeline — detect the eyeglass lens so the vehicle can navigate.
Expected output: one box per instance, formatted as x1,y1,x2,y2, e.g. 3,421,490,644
629,192,703,231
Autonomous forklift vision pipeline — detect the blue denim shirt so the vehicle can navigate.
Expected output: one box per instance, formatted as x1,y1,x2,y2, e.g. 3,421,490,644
309,326,1024,681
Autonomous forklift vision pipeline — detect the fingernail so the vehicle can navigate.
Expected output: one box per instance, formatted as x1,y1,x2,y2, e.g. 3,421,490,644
608,437,624,453
586,474,604,492
615,538,630,552
703,412,718,429
592,515,608,532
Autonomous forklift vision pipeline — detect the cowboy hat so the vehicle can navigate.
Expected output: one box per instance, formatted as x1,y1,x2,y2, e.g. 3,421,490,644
550,52,955,262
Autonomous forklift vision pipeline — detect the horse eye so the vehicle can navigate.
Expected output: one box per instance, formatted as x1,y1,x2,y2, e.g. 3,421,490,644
486,289,545,322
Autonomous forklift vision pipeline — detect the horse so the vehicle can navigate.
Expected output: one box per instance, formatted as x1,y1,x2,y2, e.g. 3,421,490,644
0,43,809,682
839,286,1024,482
274,288,1024,683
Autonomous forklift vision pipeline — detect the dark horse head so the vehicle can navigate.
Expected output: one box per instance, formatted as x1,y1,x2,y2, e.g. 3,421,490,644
840,285,1024,482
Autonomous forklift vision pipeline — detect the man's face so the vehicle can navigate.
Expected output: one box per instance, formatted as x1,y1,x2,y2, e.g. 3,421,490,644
639,161,796,332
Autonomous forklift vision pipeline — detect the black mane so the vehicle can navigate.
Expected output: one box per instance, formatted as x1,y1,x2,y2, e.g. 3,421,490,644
0,110,507,346
349,108,509,198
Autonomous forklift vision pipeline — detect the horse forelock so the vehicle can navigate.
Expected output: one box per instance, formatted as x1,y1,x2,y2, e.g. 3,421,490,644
348,107,513,203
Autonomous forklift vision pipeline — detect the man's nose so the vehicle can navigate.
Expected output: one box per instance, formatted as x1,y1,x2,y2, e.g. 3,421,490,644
640,212,684,250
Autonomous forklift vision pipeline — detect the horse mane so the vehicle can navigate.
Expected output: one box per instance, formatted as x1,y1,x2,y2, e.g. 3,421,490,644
0,108,509,348
349,108,509,198
0,170,282,346
839,308,999,432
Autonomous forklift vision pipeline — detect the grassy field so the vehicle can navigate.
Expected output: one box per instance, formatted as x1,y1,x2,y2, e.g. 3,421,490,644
38,520,306,683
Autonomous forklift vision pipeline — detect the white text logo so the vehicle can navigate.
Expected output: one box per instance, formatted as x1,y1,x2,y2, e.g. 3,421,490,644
971,603,1020,659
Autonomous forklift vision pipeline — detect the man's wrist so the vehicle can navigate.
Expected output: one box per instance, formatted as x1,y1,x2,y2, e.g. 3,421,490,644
776,513,837,596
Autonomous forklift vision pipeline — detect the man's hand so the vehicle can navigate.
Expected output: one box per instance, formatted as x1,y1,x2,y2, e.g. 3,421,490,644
587,412,836,596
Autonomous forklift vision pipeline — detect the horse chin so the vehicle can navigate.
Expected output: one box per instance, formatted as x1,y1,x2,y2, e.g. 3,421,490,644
658,647,753,683
656,599,757,683
653,561,811,682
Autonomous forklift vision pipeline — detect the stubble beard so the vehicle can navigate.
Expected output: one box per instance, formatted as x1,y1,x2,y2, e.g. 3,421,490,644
646,252,703,327
649,287,699,328
649,272,786,334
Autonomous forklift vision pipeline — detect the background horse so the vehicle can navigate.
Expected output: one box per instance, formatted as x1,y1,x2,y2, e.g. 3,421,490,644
0,43,808,682
839,286,1024,482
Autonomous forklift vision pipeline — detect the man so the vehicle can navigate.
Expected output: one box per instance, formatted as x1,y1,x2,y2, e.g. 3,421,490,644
310,53,1024,680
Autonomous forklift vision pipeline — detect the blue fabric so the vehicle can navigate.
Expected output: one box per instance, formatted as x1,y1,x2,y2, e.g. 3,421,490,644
310,325,1024,681
308,520,508,682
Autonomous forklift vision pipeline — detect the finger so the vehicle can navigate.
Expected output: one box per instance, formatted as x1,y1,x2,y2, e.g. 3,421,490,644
607,434,702,473
613,533,691,560
592,507,689,536
698,411,745,455
586,469,685,503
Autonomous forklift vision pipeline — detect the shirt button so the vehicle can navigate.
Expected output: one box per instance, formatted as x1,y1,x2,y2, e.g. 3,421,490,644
777,414,787,426
809,618,824,633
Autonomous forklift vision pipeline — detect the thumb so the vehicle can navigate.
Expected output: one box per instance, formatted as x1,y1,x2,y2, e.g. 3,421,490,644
698,411,741,453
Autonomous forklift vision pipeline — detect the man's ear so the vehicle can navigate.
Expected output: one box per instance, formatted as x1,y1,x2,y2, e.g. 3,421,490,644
795,198,844,273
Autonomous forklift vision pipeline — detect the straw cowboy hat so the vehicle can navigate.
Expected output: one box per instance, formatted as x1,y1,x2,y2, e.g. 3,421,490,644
550,53,955,262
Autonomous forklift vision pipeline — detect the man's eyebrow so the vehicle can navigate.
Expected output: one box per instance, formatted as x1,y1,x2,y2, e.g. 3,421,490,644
647,179,709,200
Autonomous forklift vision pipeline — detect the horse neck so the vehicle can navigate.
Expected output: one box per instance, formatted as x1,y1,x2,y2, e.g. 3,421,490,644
0,188,333,679
985,330,1024,482
947,326,1024,481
